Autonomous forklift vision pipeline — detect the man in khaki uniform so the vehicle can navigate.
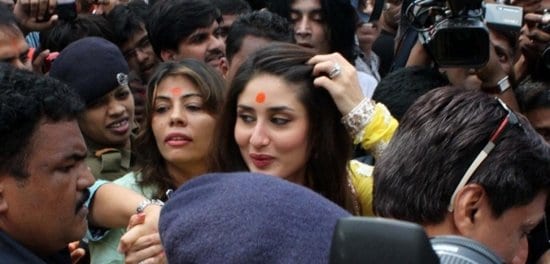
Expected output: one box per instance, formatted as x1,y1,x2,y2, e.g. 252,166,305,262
50,37,135,180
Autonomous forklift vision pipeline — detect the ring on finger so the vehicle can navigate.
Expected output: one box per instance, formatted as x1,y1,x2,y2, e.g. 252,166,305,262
328,62,341,79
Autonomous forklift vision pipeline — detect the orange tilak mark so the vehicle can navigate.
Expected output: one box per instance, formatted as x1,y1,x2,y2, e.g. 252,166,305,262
170,87,183,97
255,92,266,104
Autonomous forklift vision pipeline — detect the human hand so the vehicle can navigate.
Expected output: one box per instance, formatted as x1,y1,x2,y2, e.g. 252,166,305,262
405,40,432,67
123,233,166,264
307,53,365,115
437,38,504,90
118,206,161,255
31,50,50,74
126,212,146,230
519,12,550,57
68,240,85,264
508,0,542,14
120,212,166,264
13,0,58,32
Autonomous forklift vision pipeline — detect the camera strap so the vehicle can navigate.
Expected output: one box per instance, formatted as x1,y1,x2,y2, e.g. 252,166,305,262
368,0,385,22
390,0,418,72
390,27,418,71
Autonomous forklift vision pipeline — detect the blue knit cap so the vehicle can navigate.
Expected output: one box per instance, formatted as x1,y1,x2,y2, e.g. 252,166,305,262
159,172,351,264
49,37,129,105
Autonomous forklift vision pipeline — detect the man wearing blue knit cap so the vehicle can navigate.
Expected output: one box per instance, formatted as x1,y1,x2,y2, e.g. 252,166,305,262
160,172,351,263
50,37,135,181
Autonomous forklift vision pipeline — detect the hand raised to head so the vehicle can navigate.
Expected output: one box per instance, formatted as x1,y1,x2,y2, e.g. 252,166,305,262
307,52,365,115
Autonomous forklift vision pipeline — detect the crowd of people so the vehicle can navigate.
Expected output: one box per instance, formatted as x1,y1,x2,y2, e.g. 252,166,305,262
0,0,549,263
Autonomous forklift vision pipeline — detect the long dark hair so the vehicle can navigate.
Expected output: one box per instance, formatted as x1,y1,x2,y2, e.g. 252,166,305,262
267,0,358,63
135,59,225,200
209,43,353,209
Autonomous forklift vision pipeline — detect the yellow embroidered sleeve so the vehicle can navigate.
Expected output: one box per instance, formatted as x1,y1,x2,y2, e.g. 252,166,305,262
356,103,398,159
348,160,375,216
341,98,398,159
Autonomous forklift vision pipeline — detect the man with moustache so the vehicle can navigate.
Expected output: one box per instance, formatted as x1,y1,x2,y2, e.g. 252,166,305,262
147,0,228,76
0,62,94,263
0,63,165,264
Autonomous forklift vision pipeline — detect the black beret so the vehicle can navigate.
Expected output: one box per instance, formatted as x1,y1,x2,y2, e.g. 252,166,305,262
50,37,129,105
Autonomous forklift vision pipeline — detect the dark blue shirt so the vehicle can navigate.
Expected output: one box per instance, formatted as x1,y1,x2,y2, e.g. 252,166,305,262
0,230,71,264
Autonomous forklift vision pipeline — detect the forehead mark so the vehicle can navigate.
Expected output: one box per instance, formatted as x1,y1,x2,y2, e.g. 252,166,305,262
170,87,183,97
255,91,266,104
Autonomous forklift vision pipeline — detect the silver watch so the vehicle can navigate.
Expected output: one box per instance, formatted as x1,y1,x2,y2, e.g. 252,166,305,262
136,199,164,213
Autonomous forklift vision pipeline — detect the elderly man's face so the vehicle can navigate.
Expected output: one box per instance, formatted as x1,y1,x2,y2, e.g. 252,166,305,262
0,120,94,256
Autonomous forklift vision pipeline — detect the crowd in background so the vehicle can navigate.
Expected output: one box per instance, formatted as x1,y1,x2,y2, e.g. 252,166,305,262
0,0,550,263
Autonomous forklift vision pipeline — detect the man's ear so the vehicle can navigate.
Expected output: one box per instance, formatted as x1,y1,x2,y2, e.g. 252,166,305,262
160,49,176,62
452,183,486,236
0,176,9,214
220,57,229,78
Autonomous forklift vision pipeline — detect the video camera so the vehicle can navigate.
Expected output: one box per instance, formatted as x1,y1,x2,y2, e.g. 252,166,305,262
405,0,522,68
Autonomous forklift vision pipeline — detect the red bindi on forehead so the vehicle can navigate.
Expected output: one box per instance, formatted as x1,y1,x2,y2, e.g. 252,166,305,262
255,91,266,104
170,87,183,97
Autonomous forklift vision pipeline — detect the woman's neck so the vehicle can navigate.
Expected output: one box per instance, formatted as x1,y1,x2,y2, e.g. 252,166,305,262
166,160,207,188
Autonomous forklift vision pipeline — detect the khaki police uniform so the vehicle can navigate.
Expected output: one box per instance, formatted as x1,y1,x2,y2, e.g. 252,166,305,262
84,137,132,181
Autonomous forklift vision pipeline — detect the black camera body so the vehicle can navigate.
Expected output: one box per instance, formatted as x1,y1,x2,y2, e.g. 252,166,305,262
420,16,489,68
407,0,522,68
